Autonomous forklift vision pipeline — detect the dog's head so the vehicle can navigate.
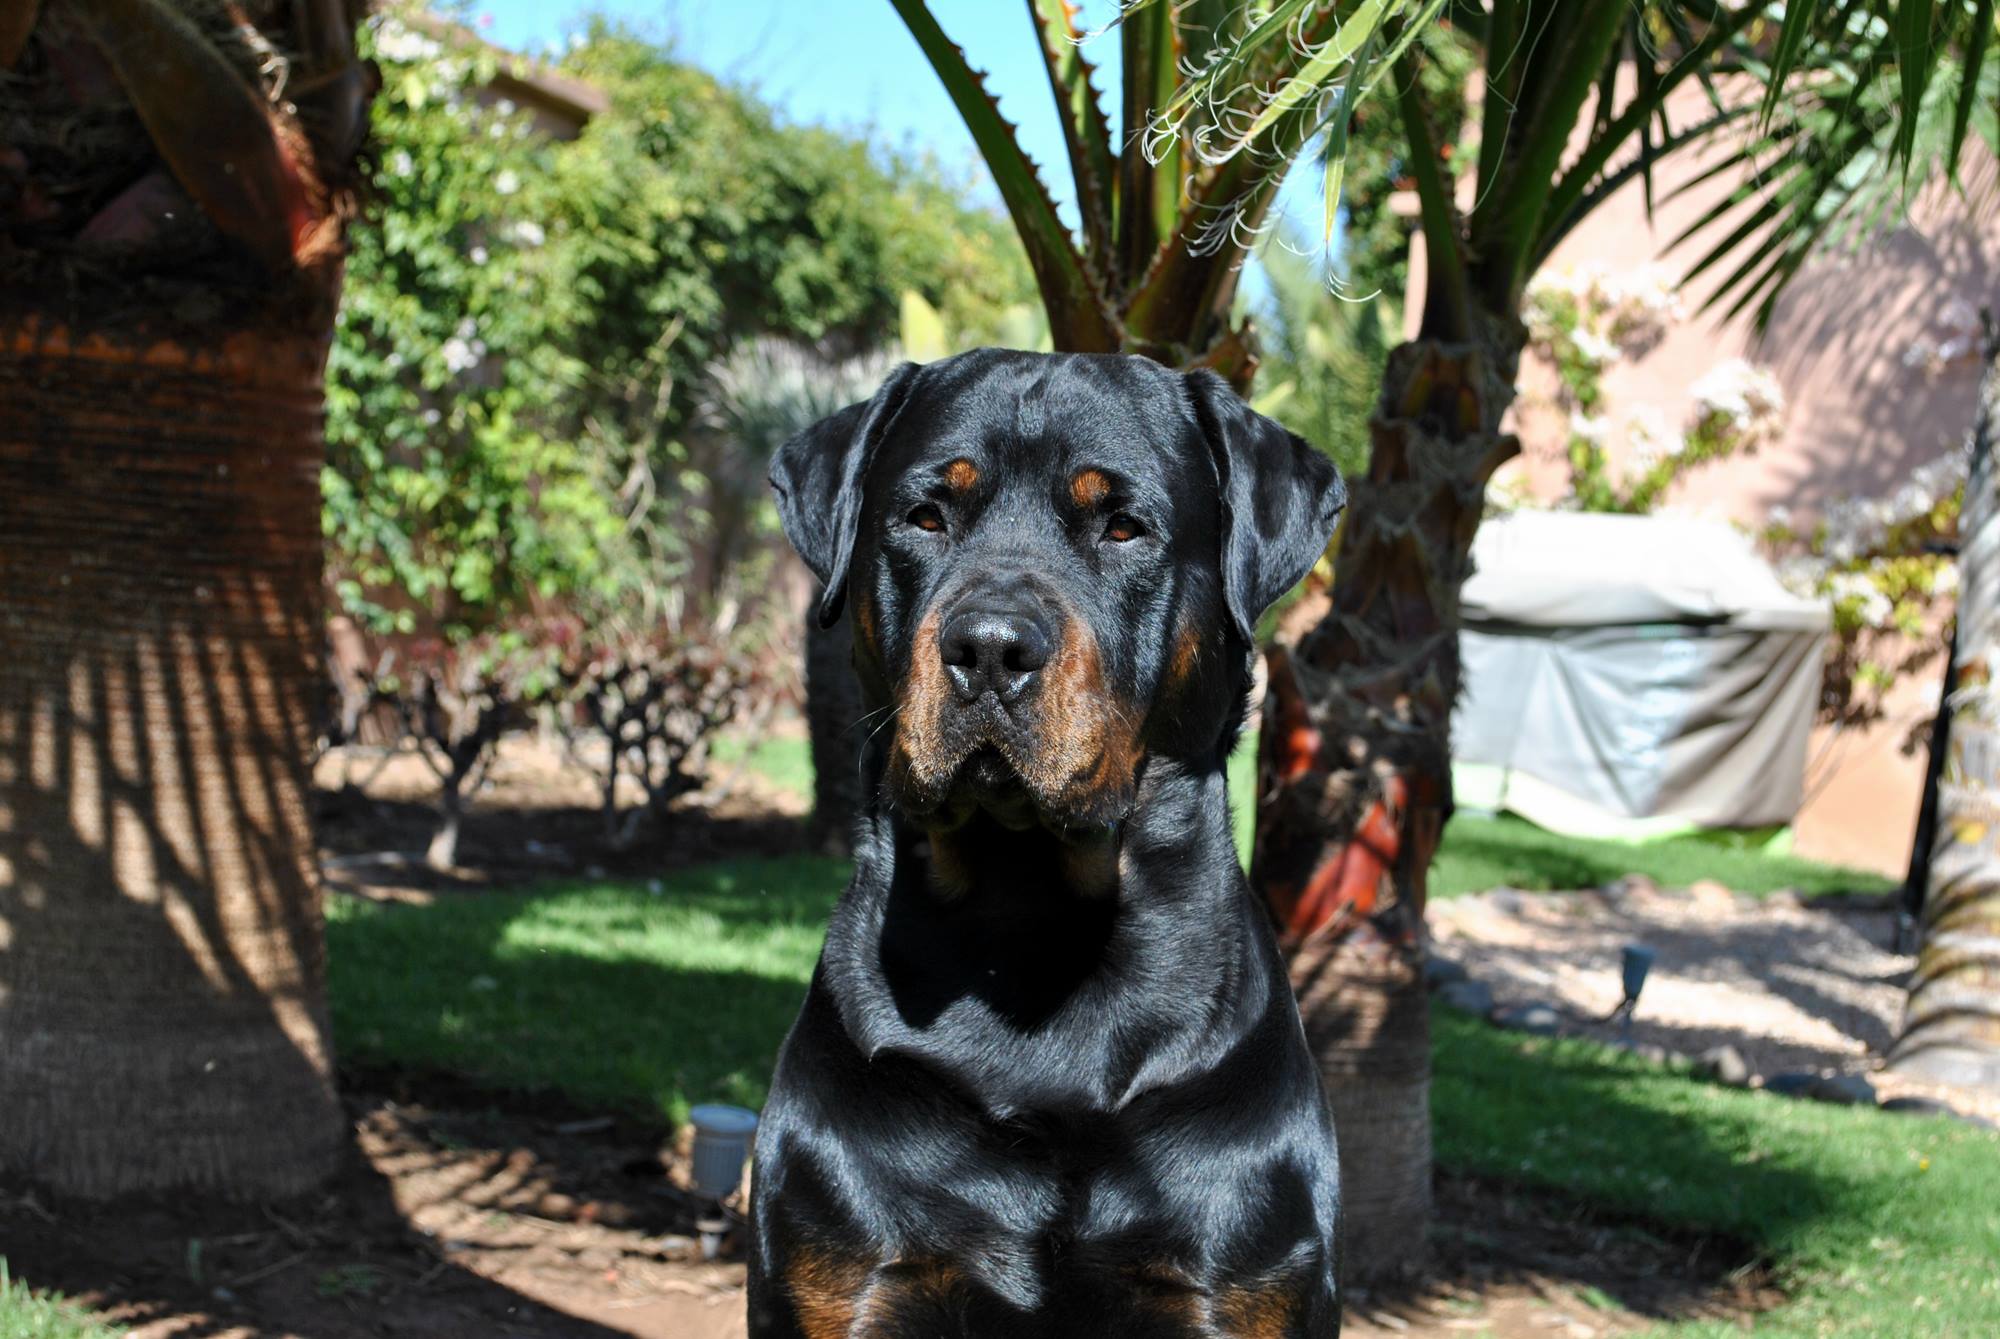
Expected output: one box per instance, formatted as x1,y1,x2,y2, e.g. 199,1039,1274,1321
772,349,1344,835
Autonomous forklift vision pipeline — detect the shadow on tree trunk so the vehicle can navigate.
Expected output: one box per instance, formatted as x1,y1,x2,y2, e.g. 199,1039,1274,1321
1,331,346,1196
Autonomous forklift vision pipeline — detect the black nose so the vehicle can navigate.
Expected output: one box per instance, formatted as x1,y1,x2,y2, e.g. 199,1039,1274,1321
939,608,1052,703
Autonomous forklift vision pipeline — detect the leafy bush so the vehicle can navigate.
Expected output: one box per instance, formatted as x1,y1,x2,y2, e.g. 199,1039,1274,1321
324,10,1033,641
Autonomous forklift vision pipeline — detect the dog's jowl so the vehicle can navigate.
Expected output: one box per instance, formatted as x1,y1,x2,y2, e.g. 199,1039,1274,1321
751,350,1348,1339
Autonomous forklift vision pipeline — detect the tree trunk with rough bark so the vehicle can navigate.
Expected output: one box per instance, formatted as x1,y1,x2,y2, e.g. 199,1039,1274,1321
0,328,345,1196
1893,316,2000,1090
805,609,865,855
1255,319,1524,1282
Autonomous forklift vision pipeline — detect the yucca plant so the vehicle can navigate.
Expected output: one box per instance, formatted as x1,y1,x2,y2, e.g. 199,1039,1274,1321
0,0,371,1196
901,0,1999,1278
892,0,1435,382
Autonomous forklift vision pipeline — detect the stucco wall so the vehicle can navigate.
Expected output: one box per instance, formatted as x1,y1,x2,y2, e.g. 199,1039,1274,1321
1420,79,1999,874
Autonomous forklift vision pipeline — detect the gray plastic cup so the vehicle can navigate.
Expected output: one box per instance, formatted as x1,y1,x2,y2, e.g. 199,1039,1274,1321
688,1103,760,1201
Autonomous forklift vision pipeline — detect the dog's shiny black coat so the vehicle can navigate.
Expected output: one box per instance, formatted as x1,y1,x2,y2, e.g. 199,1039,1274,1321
751,350,1347,1338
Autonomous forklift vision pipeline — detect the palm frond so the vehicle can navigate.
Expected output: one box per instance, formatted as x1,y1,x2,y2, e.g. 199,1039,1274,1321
1678,28,1998,327
69,0,320,272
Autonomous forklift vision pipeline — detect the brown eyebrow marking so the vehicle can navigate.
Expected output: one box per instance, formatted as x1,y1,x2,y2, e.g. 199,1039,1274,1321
1070,468,1112,508
944,458,980,492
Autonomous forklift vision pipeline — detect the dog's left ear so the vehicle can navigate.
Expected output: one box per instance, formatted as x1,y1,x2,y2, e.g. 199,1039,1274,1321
770,362,923,628
1185,368,1348,646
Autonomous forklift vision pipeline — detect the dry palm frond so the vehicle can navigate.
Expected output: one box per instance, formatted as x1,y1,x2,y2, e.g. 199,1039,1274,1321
0,0,371,331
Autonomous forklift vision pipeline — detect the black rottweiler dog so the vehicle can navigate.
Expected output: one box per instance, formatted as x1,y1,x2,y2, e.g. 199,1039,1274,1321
750,349,1347,1339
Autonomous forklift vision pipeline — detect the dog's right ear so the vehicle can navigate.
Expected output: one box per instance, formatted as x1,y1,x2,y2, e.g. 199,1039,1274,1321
770,362,922,629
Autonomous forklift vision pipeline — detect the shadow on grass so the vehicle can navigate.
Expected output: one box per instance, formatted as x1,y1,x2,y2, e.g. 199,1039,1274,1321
323,869,1987,1329
1433,1005,1838,1244
2,1143,636,1339
1426,1005,2000,1337
315,785,815,900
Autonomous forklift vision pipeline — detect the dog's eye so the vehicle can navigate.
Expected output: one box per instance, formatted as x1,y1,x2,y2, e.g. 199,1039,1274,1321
909,504,946,534
1103,513,1145,544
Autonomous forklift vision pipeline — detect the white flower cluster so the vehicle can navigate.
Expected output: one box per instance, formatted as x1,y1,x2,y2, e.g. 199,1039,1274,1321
1818,452,1964,562
1626,403,1686,463
370,16,469,96
1689,358,1786,451
1769,449,1966,620
374,18,442,64
1526,260,1685,361
1567,411,1610,445
1902,298,1988,375
1826,570,1895,628
441,317,487,374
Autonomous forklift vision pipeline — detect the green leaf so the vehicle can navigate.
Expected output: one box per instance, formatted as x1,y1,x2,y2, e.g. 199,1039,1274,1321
1118,0,1180,282
1761,0,1824,126
1231,0,1404,154
889,0,1115,350
1896,0,1938,172
1027,0,1117,262
1947,0,1996,174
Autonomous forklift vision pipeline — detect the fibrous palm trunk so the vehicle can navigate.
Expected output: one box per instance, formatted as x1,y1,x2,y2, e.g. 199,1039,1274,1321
0,326,344,1195
1892,317,2000,1090
1255,318,1524,1281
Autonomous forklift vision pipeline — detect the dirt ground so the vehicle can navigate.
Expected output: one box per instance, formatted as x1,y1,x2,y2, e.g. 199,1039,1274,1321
4,1075,1773,1339
312,733,814,904
1431,881,2000,1125
4,745,1787,1337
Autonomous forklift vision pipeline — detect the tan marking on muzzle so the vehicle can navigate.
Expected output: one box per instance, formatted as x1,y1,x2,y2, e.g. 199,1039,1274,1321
1013,615,1142,819
887,609,956,804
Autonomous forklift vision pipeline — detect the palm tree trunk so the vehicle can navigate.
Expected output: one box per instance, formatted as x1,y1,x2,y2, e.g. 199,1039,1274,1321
1892,316,2000,1089
0,324,344,1197
1255,318,1524,1281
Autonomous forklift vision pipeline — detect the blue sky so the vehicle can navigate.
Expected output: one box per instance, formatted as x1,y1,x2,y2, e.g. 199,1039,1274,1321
474,0,1324,276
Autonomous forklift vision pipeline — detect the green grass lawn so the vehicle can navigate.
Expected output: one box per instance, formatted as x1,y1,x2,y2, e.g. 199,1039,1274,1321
0,1264,118,1339
1435,1013,2000,1335
743,729,1891,898
328,856,846,1123
327,857,1999,1335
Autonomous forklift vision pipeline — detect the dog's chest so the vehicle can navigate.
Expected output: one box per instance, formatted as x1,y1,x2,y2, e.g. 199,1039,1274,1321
822,1113,1307,1328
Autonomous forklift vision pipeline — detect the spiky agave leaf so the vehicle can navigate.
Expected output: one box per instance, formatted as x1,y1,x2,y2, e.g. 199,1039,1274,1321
1115,0,1181,283
889,0,1117,350
1027,0,1117,265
